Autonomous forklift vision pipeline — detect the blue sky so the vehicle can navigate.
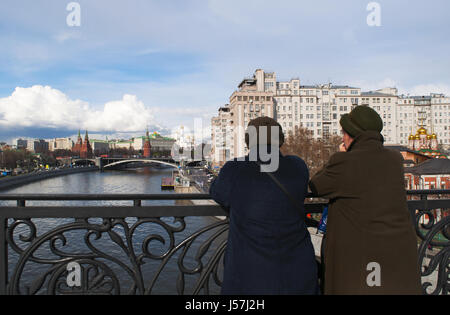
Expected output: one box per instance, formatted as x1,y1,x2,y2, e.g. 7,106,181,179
0,0,449,143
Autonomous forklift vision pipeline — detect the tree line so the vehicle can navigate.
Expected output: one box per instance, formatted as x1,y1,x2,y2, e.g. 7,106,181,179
281,127,342,177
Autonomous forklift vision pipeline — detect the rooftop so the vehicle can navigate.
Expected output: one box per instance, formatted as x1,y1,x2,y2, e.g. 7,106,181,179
385,145,433,160
405,158,450,175
361,91,395,97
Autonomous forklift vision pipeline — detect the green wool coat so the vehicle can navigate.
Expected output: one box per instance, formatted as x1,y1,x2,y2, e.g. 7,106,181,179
310,131,422,295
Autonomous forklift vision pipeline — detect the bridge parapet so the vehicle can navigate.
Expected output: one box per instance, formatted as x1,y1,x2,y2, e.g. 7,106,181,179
0,190,448,295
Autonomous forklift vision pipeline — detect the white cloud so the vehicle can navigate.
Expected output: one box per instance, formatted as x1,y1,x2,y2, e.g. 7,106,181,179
0,85,155,133
54,30,82,43
406,84,450,96
349,78,399,92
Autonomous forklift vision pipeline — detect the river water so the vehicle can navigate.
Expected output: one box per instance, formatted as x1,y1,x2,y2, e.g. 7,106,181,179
0,167,225,295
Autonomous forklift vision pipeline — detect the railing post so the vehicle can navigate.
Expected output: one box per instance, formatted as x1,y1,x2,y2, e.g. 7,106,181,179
17,200,25,207
0,217,7,295
134,200,141,207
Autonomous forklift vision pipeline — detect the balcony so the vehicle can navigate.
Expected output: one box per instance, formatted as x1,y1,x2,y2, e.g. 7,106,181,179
0,191,448,295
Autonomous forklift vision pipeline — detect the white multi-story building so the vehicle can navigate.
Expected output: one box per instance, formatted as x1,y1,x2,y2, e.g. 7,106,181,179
211,70,275,165
211,69,450,165
397,93,449,147
48,138,74,151
211,106,233,166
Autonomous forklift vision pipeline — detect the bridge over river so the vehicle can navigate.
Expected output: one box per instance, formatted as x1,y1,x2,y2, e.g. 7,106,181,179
72,157,204,170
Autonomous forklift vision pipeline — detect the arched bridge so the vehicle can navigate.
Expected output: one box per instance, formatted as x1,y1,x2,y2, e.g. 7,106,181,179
102,159,179,170
71,157,202,169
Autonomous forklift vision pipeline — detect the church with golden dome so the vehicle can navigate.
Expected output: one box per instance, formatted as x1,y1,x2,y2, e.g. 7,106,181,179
407,126,447,159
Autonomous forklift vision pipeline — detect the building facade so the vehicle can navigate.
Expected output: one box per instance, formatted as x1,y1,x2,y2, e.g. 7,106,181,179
90,140,110,155
211,107,233,166
26,139,49,153
48,138,74,152
397,93,450,148
16,139,28,150
211,69,450,165
404,159,450,190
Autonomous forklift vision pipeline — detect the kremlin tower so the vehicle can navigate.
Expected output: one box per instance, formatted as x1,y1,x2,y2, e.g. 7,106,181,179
72,130,83,155
80,130,93,159
72,130,93,158
143,129,152,158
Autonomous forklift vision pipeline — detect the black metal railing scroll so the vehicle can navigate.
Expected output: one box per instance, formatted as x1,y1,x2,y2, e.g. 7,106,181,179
0,190,448,295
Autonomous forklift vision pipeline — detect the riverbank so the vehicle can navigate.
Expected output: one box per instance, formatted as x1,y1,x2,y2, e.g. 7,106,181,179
0,166,99,191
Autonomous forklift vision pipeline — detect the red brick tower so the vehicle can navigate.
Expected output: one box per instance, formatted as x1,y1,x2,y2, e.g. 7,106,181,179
143,129,151,158
72,130,83,156
80,130,93,158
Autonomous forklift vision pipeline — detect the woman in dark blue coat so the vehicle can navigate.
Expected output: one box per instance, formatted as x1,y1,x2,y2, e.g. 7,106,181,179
209,117,319,295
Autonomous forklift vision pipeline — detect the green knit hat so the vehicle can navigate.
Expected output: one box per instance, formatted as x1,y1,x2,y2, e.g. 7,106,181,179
339,106,383,137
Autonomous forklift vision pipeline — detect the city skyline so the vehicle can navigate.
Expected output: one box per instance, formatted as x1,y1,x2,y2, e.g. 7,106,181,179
1,0,450,144
210,69,449,166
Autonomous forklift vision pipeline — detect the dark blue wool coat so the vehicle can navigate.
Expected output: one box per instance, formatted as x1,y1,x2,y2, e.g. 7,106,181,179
210,151,319,295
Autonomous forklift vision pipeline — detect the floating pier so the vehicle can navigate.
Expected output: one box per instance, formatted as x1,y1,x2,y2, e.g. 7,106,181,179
161,177,175,190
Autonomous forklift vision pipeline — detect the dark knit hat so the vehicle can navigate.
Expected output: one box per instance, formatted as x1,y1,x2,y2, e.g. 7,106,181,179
339,106,383,138
245,116,285,148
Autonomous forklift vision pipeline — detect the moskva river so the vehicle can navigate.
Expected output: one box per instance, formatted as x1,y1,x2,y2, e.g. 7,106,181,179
0,167,224,295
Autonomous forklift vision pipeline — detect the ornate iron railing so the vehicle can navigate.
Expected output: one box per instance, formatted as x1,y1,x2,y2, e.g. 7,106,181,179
0,191,448,295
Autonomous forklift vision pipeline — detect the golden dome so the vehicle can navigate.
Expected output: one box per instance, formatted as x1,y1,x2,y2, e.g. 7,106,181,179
417,127,427,135
408,135,415,140
426,135,432,140
414,134,420,140
431,133,437,139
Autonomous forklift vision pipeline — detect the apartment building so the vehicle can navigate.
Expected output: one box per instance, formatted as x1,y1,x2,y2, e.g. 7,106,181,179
26,139,49,153
211,69,450,165
274,82,362,140
211,106,233,166
397,93,449,147
48,138,74,151
360,88,398,144
211,70,275,165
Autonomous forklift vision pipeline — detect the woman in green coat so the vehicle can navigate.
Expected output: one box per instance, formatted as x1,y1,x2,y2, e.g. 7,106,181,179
309,106,421,295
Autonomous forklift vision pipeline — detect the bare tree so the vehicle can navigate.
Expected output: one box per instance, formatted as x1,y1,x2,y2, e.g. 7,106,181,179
281,127,342,177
